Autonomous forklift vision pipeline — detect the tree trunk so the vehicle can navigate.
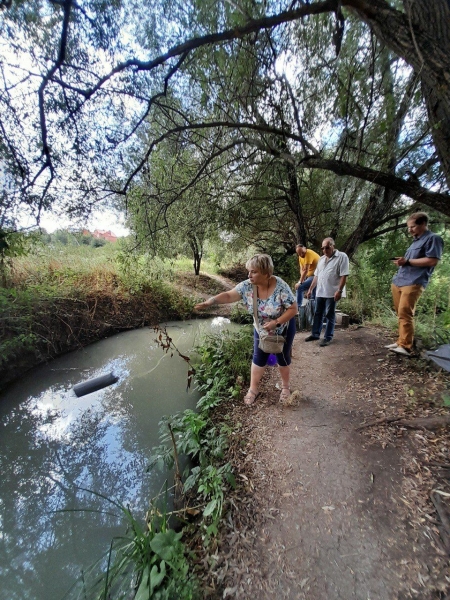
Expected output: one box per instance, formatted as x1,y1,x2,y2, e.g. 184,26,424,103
342,187,398,257
285,162,308,244
410,0,450,185
189,236,203,276
344,0,450,187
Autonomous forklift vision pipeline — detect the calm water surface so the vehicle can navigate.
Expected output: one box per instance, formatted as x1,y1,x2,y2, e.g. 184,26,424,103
0,318,235,600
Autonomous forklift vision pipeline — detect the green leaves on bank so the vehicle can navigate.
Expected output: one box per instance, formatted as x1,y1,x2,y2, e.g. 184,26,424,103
150,326,252,543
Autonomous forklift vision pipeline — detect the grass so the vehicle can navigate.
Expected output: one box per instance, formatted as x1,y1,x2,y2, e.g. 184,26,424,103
171,256,220,275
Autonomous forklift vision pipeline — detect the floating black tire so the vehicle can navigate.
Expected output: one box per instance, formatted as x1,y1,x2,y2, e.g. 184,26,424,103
73,372,119,397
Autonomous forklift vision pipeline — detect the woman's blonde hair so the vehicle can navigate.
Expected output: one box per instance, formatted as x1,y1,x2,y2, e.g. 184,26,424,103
245,254,274,276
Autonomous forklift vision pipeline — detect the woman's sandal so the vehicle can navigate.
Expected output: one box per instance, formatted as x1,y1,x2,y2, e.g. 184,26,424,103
280,387,291,403
244,389,259,406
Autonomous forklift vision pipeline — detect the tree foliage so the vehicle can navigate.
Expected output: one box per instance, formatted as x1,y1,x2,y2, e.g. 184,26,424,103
0,0,449,255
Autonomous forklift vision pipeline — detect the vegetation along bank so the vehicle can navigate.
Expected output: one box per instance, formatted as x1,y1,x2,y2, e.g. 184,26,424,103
0,235,228,391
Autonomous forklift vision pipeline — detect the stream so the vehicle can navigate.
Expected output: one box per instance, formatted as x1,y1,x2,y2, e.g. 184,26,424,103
0,317,236,600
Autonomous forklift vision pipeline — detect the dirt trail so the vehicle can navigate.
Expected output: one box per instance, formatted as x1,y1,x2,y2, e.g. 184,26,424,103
250,328,414,599
216,325,450,600
189,273,449,598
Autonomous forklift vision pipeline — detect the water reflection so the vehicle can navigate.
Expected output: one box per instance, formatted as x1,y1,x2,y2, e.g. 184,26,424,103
0,319,236,600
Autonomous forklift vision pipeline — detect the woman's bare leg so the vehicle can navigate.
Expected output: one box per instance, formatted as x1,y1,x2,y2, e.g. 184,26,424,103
245,363,266,405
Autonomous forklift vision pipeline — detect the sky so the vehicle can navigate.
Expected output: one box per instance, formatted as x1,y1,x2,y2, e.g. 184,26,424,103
21,208,131,237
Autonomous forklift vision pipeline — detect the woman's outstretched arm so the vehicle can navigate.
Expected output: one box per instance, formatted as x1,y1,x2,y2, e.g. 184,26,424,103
195,289,241,310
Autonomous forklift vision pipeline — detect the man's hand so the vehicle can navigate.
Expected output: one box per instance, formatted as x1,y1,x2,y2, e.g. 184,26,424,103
294,281,300,290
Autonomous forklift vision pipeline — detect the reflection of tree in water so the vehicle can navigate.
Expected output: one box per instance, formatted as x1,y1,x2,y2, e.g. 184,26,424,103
0,394,156,600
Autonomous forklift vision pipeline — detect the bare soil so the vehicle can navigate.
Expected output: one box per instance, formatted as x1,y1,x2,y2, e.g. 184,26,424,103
193,279,450,600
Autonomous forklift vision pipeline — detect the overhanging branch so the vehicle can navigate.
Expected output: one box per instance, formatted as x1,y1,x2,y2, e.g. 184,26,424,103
301,156,449,214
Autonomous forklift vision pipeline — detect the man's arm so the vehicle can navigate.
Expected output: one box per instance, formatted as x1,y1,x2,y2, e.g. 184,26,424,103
305,276,317,298
300,263,311,283
334,275,347,301
394,257,439,267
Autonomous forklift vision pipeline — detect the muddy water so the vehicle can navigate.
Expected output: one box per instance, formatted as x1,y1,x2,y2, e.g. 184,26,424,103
0,318,236,600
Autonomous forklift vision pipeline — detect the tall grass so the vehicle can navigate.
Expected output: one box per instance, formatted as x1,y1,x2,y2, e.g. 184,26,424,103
150,327,252,544
9,242,118,293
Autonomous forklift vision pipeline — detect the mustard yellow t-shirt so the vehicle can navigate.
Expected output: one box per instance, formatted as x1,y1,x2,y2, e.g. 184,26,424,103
299,249,320,278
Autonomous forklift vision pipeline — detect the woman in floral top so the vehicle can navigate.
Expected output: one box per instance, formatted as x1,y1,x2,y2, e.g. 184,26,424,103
195,254,297,405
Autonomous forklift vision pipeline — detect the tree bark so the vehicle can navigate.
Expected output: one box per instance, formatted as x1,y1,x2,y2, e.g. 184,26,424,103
285,162,308,245
189,236,203,276
300,156,449,213
342,187,398,257
344,0,450,187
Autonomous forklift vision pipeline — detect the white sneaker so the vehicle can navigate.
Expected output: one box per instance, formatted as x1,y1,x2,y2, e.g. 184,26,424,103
390,346,411,357
384,343,398,349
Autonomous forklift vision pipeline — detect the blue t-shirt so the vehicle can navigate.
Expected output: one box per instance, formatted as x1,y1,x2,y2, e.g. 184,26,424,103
392,230,443,288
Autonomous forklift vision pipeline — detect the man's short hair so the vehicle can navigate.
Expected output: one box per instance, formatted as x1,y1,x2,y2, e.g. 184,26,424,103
408,212,429,226
296,243,306,249
323,237,335,247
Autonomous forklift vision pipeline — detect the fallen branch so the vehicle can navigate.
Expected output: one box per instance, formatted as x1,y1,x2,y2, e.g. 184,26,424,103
356,416,402,430
358,415,450,431
430,491,450,555
398,415,450,430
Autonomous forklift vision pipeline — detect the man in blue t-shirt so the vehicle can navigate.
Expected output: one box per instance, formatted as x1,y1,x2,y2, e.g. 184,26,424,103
388,212,444,356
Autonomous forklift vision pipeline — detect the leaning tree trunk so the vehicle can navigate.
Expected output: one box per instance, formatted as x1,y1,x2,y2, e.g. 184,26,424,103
344,0,450,188
342,186,398,258
409,0,450,185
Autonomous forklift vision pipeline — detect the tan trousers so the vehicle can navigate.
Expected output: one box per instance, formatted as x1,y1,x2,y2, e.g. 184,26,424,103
391,283,424,351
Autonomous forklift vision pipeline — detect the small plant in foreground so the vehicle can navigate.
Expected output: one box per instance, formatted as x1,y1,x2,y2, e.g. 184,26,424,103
66,488,199,600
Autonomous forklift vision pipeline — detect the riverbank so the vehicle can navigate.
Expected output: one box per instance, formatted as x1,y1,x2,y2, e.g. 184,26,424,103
0,272,230,392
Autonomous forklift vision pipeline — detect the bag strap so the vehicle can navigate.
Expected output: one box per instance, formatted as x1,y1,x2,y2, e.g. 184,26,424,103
252,285,259,332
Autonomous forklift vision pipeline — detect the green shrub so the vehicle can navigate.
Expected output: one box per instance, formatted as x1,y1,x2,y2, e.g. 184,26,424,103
69,491,199,600
150,327,251,546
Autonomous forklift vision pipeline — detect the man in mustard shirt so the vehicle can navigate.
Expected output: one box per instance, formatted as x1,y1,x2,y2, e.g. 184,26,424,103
295,243,320,307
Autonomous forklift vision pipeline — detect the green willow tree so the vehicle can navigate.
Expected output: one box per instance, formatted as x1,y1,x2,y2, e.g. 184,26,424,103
126,131,225,273
0,0,449,254
129,12,436,256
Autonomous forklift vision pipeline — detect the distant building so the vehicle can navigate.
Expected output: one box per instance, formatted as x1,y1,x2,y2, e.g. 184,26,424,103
92,229,118,242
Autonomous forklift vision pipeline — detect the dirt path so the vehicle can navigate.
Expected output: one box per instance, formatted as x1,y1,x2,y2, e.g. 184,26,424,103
187,272,449,598
213,325,450,600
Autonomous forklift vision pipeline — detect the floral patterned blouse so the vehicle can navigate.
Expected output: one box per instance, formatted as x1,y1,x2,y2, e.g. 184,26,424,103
235,277,296,334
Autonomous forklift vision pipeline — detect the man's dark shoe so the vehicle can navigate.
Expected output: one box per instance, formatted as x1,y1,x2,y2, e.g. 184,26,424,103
305,335,320,342
319,338,332,347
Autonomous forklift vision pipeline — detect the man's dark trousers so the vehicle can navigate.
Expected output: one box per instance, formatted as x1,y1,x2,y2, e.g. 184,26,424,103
311,297,336,341
296,276,316,307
